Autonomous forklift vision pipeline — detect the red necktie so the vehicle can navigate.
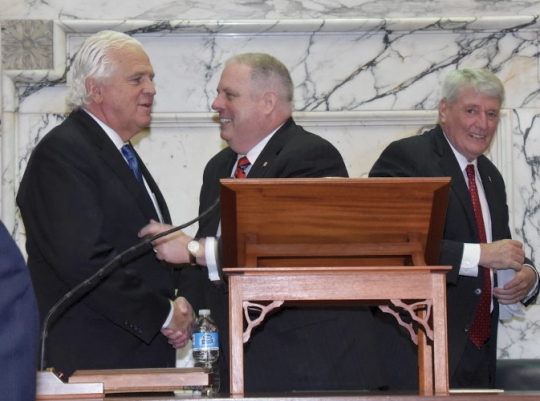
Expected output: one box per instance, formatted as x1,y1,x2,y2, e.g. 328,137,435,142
466,164,491,348
234,156,250,179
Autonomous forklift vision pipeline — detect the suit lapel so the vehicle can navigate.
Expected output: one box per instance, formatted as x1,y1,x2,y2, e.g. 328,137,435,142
204,149,237,234
138,160,171,223
126,145,167,222
224,151,238,180
247,117,294,178
431,127,480,240
477,156,502,240
72,110,161,221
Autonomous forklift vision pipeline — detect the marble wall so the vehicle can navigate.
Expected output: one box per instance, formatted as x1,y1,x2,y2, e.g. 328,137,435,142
1,0,540,364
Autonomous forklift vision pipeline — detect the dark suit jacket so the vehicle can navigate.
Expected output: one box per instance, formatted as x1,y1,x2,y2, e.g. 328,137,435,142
196,117,388,393
17,109,177,377
369,125,538,388
0,221,39,400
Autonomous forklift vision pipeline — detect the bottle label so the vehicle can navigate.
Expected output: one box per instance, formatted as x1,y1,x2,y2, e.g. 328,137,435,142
193,332,219,350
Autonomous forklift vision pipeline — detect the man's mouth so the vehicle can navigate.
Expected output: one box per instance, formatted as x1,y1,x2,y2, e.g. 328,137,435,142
469,132,486,139
220,118,232,124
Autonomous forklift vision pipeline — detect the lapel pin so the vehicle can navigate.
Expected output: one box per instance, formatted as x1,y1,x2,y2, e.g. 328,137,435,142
263,161,268,167
488,176,492,182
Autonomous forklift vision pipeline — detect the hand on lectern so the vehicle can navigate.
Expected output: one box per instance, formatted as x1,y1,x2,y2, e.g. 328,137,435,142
161,296,194,349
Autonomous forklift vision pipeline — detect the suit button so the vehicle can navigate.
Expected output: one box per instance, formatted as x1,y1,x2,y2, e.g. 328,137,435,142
474,288,482,295
124,320,135,329
464,325,470,333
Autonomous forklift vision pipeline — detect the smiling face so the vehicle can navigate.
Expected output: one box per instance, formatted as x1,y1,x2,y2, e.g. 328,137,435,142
439,85,501,162
211,63,269,155
86,45,156,141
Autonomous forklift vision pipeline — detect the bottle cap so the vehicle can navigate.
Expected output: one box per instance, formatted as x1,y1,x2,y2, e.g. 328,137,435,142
199,309,211,316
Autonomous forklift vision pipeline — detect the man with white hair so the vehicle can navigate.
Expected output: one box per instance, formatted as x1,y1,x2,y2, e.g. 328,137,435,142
17,30,193,377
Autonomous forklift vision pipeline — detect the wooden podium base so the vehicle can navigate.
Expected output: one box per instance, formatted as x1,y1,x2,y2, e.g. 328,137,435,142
36,367,210,399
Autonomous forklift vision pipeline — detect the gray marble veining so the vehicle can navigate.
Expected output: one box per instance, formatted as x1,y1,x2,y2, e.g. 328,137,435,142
1,6,540,363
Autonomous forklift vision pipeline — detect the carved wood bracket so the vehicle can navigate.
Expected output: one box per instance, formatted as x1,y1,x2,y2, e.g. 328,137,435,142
242,300,284,343
379,299,433,345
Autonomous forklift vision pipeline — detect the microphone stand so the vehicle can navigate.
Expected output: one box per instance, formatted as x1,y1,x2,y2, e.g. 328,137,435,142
39,197,220,372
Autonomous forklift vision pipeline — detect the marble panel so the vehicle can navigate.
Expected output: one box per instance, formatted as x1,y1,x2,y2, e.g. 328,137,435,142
1,17,539,363
3,0,540,20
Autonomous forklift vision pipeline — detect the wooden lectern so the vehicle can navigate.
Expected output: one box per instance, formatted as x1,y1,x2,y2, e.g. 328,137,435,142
221,177,452,396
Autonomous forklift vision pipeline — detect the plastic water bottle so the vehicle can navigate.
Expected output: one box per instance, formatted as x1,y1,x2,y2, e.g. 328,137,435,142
192,309,220,394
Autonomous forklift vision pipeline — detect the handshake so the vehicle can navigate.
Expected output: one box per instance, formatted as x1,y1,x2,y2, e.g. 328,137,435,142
161,296,194,349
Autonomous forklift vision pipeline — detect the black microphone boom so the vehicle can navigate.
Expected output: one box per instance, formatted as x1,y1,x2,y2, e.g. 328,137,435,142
39,197,220,372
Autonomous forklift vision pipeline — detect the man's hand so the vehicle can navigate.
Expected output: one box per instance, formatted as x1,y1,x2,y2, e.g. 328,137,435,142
479,239,525,271
138,219,192,264
494,265,537,305
161,297,194,349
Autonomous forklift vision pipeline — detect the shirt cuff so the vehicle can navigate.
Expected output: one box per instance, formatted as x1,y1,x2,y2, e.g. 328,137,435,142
523,263,539,301
460,243,480,277
162,299,175,329
205,236,221,281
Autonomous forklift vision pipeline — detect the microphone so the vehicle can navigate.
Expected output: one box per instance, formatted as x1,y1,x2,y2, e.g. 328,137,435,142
39,197,220,372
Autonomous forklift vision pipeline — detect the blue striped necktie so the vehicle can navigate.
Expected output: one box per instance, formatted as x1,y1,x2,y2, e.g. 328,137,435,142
122,144,145,187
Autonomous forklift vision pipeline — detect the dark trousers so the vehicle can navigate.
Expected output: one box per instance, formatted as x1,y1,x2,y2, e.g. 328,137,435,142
450,338,494,389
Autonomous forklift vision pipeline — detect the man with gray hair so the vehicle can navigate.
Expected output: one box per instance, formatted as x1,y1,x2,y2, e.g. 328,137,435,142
370,68,539,389
140,52,388,393
17,30,193,377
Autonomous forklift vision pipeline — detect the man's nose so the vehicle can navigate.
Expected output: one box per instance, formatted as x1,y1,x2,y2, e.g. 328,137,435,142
211,94,223,111
143,78,157,95
476,112,488,129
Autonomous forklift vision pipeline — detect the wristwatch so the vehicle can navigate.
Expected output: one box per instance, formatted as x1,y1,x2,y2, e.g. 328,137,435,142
187,240,200,265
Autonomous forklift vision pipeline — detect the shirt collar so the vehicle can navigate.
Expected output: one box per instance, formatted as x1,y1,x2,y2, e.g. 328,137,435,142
238,123,284,164
83,109,127,150
441,130,478,173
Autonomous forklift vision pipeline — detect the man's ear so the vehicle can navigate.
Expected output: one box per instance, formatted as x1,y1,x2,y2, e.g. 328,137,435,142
261,90,278,115
438,98,447,124
86,77,103,104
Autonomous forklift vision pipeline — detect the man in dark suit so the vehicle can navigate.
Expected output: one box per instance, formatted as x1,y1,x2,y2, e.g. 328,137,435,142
140,53,387,393
16,30,193,377
0,221,39,400
370,68,539,389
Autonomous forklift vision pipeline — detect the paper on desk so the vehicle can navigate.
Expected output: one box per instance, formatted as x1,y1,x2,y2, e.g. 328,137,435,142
497,268,526,320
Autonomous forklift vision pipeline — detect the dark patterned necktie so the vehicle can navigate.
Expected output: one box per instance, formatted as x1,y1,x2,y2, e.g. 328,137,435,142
122,144,145,187
466,164,491,348
234,156,251,179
